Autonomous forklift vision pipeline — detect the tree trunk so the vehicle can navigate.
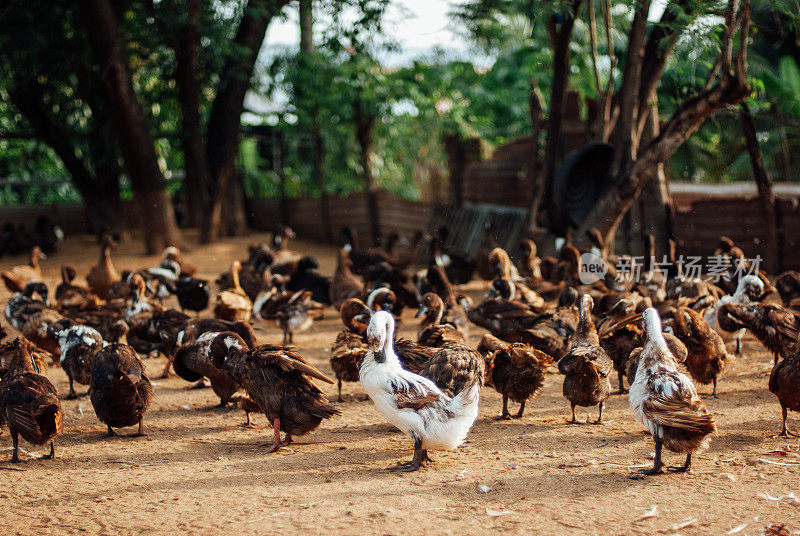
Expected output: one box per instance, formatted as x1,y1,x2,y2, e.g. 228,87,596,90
78,0,182,253
202,0,288,243
175,0,212,228
355,98,380,246
740,102,782,272
298,0,330,240
541,1,582,223
527,80,546,231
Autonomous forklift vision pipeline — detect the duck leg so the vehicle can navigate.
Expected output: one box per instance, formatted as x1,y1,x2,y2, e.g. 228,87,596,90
337,379,344,403
735,336,742,355
43,441,55,460
639,438,664,475
160,354,176,378
266,418,283,453
593,402,604,424
10,430,20,463
617,370,627,394
494,395,511,420
513,401,526,419
130,419,149,437
244,412,252,427
67,376,78,399
569,403,578,424
106,425,116,437
669,453,692,473
778,406,800,437
711,378,719,398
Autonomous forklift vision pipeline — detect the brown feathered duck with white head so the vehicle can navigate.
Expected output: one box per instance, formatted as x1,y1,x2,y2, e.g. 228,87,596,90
717,302,800,364
0,337,63,462
210,332,340,453
557,294,612,423
628,308,716,475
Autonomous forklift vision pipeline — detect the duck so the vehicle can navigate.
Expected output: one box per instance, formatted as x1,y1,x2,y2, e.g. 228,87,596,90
67,306,129,345
86,234,119,299
517,239,542,280
217,253,271,302
160,317,253,378
423,266,469,338
628,308,717,474
1,246,46,293
275,290,324,345
55,265,101,313
331,248,363,309
143,260,181,304
0,337,63,462
33,216,64,255
174,276,211,315
475,223,500,280
717,302,800,364
90,342,153,437
774,270,800,307
126,307,190,359
214,261,252,323
172,321,256,406
51,324,105,399
330,298,373,401
252,275,290,321
270,225,302,273
672,307,729,397
161,246,197,278
209,331,340,453
415,293,466,348
477,334,553,419
230,391,262,427
557,294,612,424
287,256,332,305
703,274,764,354
366,287,401,319
359,311,481,470
4,281,64,355
340,227,406,274
768,345,800,437
362,261,419,311
459,283,539,343
430,229,475,285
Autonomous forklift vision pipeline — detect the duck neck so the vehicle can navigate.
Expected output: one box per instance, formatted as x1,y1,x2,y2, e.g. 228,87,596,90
422,304,444,328
577,301,599,345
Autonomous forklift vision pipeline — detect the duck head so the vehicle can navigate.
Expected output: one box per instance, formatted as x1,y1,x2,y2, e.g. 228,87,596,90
367,287,396,315
209,331,250,369
642,308,668,350
487,278,514,300
558,287,579,307
341,299,372,333
736,274,764,302
23,281,50,306
366,310,395,363
416,292,444,323
128,274,147,303
61,265,77,284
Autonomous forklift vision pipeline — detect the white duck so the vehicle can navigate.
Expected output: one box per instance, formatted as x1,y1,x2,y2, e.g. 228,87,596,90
703,274,763,353
629,308,716,475
359,311,480,470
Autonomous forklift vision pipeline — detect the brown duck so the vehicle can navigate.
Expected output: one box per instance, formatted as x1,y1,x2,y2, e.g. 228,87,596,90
1,246,46,292
478,334,553,419
0,337,62,462
90,343,153,437
331,248,363,310
214,261,252,323
86,235,119,299
672,307,729,397
330,299,372,402
210,332,341,453
768,345,800,437
557,294,612,423
416,293,467,348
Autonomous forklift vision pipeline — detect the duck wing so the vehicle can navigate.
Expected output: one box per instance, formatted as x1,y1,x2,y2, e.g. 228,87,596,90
251,345,334,384
643,371,716,433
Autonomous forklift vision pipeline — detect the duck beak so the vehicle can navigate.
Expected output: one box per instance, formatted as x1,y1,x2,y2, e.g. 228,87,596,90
485,287,499,300
415,305,428,318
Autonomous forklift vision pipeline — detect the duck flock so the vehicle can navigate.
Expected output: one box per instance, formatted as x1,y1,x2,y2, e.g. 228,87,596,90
1,226,800,475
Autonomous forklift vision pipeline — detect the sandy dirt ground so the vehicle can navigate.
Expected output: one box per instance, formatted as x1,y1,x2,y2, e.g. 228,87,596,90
0,230,798,536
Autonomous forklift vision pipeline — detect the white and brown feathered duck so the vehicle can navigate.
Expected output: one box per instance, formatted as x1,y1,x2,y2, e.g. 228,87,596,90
628,308,716,474
359,311,481,470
